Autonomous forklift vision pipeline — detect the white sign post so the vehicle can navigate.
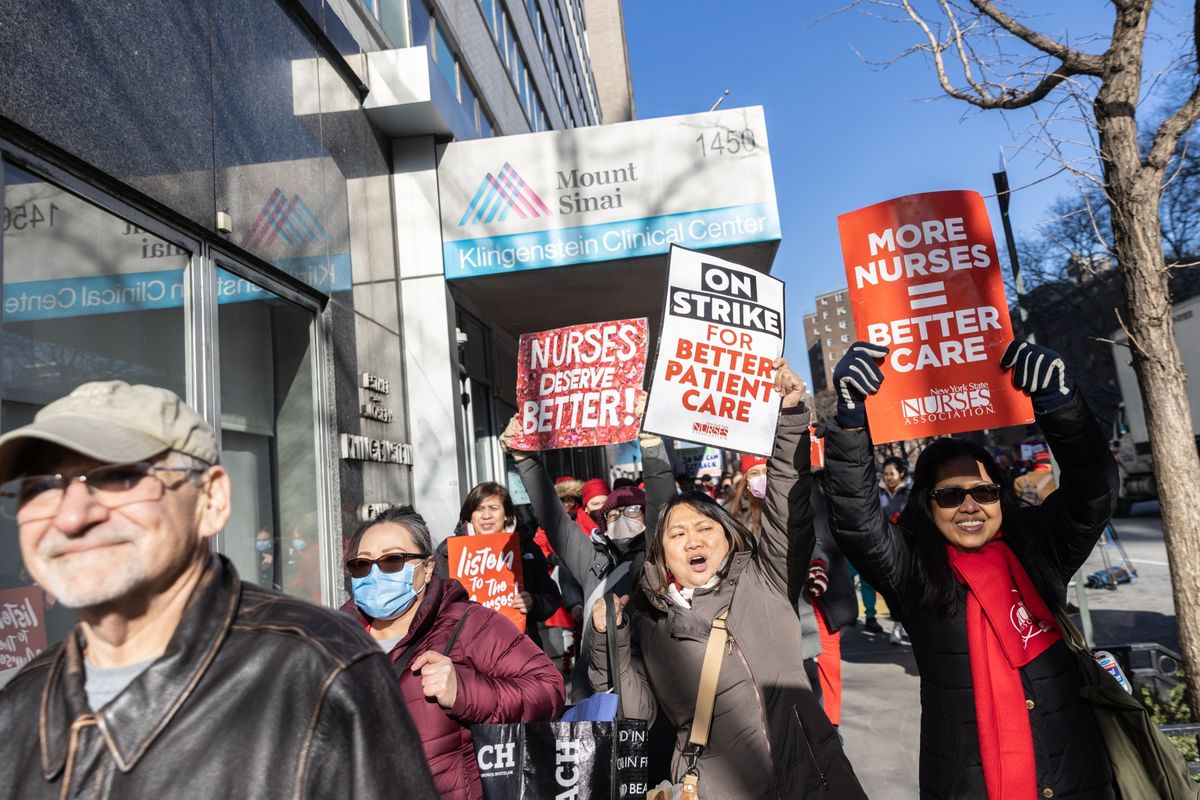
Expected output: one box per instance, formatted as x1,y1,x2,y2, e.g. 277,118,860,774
644,245,785,456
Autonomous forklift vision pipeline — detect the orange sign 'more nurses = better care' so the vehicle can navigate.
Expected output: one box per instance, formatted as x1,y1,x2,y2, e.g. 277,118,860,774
837,190,1033,443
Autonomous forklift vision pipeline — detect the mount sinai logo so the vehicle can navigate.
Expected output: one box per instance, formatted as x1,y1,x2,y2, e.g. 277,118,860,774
458,163,552,226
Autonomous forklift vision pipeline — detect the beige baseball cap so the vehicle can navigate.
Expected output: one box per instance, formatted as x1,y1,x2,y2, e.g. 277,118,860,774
0,381,219,483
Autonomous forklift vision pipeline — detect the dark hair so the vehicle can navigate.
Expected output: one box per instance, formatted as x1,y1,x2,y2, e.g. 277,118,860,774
344,505,433,561
612,477,637,489
459,482,515,526
881,456,909,476
901,438,1061,617
644,492,755,595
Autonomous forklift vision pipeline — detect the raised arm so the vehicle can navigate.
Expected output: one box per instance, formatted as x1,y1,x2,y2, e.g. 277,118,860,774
755,360,812,597
822,343,913,609
1000,342,1118,581
639,431,675,537
502,416,604,588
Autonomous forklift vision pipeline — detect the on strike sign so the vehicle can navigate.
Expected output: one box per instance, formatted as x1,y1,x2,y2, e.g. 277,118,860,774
838,190,1033,442
447,532,526,632
644,245,784,456
513,318,648,451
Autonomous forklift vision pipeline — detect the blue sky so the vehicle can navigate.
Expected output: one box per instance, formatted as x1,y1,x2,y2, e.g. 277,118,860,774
622,1,1186,385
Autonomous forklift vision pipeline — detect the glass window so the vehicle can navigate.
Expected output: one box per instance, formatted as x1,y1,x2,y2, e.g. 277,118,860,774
480,111,494,138
216,267,321,603
1,163,190,670
433,24,459,97
460,78,479,134
480,0,498,35
502,11,515,68
409,0,431,47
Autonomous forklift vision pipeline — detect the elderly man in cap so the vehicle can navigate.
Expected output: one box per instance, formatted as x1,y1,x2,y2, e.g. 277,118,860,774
0,381,437,799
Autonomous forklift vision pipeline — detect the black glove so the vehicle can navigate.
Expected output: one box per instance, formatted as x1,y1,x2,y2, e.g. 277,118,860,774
1000,340,1076,413
833,342,889,429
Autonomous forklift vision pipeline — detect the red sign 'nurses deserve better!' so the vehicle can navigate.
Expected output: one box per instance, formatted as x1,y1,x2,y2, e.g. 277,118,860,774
838,190,1033,443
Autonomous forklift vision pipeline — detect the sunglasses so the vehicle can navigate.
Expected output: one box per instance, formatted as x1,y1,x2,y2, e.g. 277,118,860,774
929,483,1002,509
345,552,429,578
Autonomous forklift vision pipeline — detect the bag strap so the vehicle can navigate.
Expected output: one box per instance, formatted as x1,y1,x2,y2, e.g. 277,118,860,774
604,594,623,719
444,605,472,655
390,606,472,678
681,607,730,788
1036,474,1053,491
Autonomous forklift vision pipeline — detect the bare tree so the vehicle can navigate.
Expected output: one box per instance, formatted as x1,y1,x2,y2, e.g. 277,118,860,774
857,0,1200,715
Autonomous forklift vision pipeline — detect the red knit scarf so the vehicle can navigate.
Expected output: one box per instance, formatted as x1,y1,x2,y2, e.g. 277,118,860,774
946,536,1061,799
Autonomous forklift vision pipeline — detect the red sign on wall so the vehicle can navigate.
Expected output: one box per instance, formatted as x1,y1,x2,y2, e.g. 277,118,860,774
838,190,1033,443
446,533,527,632
513,318,648,451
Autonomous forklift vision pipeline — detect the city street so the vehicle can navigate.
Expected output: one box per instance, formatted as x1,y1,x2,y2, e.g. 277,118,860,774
838,501,1177,797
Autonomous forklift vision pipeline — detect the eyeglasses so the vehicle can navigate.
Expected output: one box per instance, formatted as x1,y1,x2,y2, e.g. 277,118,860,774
0,461,208,522
345,552,430,579
929,483,1002,509
605,504,643,523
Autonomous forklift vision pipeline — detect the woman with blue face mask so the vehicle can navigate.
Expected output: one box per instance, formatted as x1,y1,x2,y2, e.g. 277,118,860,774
340,506,564,800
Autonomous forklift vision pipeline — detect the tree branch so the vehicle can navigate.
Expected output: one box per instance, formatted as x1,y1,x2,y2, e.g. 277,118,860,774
1146,79,1200,170
968,0,1106,74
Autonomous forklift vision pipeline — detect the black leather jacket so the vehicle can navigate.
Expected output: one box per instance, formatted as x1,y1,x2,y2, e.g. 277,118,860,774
0,555,438,800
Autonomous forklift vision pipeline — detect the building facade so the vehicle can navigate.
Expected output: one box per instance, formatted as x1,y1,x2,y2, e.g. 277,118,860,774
803,287,853,393
0,0,781,680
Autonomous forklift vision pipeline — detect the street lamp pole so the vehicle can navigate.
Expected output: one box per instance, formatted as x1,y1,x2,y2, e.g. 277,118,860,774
992,153,1034,344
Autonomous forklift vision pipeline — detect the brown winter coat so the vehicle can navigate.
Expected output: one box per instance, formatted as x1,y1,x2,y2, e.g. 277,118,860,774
588,412,866,799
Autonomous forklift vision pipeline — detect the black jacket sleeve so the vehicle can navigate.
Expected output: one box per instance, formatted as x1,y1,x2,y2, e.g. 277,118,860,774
1020,393,1119,582
822,422,913,612
519,538,563,623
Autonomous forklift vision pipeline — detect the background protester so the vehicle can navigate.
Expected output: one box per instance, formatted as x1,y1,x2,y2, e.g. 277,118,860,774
501,414,675,702
589,361,866,799
0,381,437,799
435,482,561,650
823,341,1119,799
809,470,857,728
1014,450,1057,506
879,456,912,645
579,478,611,533
343,507,564,800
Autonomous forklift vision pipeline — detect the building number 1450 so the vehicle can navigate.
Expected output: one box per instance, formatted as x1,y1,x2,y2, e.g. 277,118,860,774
695,128,757,158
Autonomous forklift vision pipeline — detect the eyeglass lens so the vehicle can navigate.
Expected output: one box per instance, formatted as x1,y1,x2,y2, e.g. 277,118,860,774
345,553,424,578
0,463,164,521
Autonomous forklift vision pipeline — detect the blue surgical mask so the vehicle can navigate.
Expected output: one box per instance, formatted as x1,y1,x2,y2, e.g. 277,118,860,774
292,538,307,551
748,475,768,499
255,540,272,553
351,563,420,620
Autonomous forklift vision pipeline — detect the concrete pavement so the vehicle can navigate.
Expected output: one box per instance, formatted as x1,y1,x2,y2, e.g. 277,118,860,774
835,501,1175,797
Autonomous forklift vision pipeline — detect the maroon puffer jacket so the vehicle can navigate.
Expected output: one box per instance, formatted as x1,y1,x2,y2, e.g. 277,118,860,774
342,575,564,800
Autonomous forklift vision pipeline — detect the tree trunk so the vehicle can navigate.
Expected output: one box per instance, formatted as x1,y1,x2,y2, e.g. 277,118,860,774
1106,157,1200,718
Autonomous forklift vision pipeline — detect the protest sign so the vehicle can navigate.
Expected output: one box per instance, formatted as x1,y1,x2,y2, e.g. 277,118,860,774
644,245,785,455
809,424,825,469
0,587,47,681
838,190,1033,443
513,318,648,451
678,445,724,478
447,533,527,632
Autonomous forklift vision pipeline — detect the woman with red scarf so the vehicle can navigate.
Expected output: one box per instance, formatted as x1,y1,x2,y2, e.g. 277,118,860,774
823,340,1118,799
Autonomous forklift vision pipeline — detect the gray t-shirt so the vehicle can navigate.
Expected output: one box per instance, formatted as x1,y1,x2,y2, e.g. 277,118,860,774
376,636,403,654
84,657,155,710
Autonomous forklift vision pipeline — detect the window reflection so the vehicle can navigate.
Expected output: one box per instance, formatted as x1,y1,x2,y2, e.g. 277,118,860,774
216,268,321,602
0,164,188,682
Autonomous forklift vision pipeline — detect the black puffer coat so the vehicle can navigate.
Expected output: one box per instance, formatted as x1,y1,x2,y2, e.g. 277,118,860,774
810,475,857,632
823,394,1118,799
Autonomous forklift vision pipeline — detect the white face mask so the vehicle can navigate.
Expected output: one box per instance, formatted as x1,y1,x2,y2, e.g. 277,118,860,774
607,516,646,542
748,475,768,499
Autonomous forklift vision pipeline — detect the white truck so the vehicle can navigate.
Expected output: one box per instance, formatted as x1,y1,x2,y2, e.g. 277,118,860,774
1109,293,1200,515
